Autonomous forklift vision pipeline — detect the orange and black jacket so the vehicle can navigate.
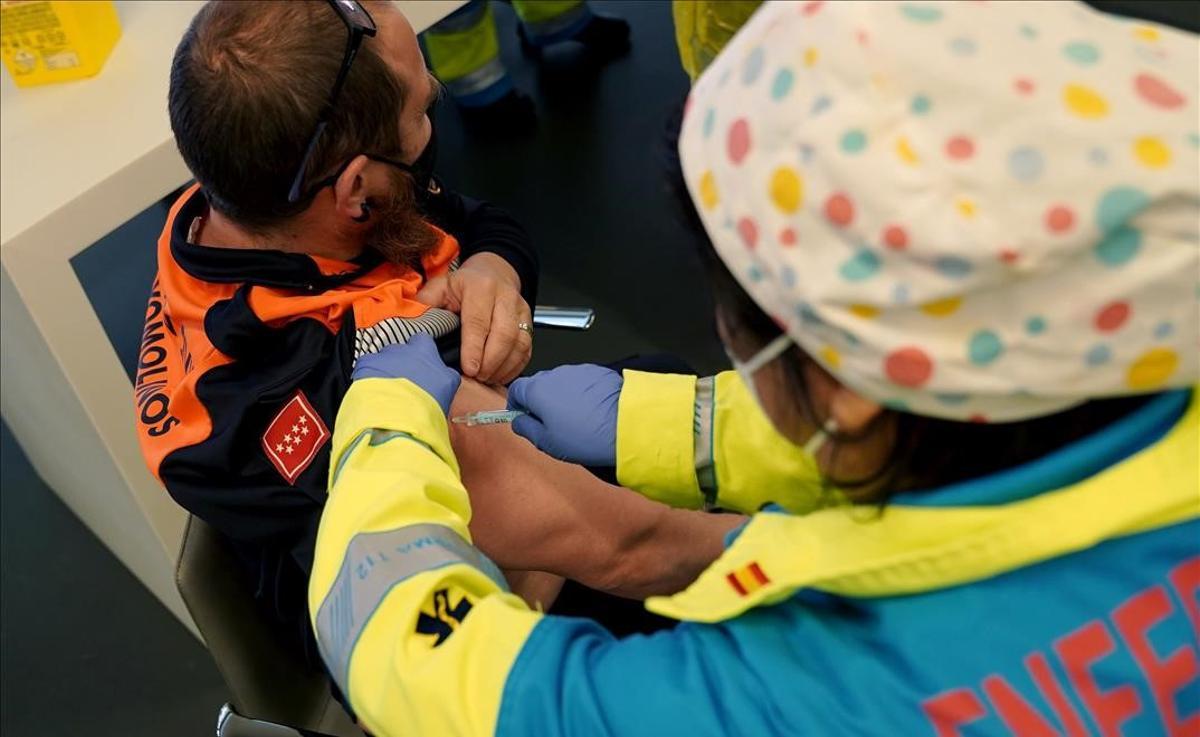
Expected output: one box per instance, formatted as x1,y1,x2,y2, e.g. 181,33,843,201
134,183,536,663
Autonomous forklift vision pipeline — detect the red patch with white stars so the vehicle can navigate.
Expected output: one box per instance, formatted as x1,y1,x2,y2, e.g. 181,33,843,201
261,391,330,484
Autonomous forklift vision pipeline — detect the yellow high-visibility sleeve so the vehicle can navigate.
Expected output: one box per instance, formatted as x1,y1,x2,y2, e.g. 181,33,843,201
615,370,704,508
616,370,834,515
308,378,540,737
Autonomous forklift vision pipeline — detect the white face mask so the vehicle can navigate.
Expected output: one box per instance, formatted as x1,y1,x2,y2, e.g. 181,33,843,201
725,333,838,457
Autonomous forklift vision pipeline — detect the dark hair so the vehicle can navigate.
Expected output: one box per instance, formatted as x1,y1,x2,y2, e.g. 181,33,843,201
168,0,407,230
662,101,1152,502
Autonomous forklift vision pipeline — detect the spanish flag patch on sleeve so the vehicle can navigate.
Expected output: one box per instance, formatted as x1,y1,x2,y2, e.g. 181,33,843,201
726,562,770,596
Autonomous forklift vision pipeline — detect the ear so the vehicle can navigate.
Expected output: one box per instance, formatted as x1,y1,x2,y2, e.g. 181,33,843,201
827,385,884,435
332,155,373,222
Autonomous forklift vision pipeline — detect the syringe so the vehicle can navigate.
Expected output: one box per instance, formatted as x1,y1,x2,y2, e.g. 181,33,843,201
450,409,527,427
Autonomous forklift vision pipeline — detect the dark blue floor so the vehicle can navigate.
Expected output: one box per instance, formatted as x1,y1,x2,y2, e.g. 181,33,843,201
0,421,229,736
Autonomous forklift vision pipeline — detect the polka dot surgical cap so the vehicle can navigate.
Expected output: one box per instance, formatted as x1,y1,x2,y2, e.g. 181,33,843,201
679,0,1199,422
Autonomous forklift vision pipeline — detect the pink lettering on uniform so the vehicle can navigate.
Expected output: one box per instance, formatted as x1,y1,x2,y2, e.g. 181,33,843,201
1168,557,1200,636
922,688,987,737
1113,585,1199,737
1054,620,1142,736
1024,651,1089,737
920,564,1200,737
982,674,1059,737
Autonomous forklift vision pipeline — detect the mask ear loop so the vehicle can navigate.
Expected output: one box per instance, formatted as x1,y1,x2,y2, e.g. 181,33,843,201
802,417,840,456
739,333,794,375
733,333,837,457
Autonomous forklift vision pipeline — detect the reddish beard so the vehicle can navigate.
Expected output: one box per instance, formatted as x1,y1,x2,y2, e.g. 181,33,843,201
365,169,440,267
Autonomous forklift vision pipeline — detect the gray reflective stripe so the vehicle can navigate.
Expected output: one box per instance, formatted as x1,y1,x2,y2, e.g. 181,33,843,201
694,376,717,509
315,524,508,694
330,429,370,487
428,1,488,34
330,429,438,487
445,57,507,98
522,2,591,41
370,429,435,454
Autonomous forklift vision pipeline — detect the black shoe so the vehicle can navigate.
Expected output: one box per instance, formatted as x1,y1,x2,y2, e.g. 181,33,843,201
571,13,631,62
459,89,537,136
517,23,542,60
517,13,631,63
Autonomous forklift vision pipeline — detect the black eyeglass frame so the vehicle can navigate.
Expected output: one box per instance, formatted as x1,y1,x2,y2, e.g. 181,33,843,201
287,0,389,204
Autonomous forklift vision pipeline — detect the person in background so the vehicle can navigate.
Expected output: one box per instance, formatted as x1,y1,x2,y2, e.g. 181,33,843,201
137,0,736,671
423,0,630,130
672,0,761,81
307,2,1199,735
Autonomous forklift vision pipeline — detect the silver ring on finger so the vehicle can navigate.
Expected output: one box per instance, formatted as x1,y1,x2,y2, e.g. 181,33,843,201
517,321,534,340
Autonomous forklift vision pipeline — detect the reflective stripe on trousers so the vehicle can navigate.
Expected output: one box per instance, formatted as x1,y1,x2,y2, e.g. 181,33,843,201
513,0,591,45
445,57,508,100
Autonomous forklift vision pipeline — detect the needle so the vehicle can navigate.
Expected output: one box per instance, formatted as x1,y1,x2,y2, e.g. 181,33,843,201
450,409,527,426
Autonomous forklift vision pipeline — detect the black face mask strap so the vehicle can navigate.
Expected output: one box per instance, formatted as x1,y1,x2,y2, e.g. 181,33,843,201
297,154,412,202
286,0,377,204
296,129,440,212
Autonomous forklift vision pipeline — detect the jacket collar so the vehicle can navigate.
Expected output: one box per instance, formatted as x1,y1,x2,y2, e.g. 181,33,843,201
169,187,383,293
648,388,1199,623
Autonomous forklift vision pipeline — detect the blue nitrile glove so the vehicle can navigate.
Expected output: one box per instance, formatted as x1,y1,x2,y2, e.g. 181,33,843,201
351,334,461,416
506,364,622,466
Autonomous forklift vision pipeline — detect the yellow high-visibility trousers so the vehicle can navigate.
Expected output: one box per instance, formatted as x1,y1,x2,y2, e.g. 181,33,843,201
424,0,591,106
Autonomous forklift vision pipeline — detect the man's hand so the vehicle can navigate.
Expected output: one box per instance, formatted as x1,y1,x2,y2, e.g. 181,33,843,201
417,252,532,385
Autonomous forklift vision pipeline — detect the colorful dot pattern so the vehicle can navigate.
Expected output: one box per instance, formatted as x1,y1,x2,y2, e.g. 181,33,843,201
679,1,1198,422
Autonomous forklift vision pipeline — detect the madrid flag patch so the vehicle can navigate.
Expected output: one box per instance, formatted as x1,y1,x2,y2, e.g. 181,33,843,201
262,390,330,484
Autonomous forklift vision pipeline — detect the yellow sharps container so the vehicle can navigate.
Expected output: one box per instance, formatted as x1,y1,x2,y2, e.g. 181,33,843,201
1,0,121,88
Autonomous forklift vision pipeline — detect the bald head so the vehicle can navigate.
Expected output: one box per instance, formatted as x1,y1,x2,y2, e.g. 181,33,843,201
169,0,423,230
